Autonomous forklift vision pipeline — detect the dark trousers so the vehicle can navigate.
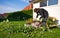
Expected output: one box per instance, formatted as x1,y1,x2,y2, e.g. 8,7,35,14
41,17,49,30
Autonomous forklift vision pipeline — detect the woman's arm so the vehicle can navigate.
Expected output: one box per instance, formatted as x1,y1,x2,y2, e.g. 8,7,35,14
36,12,39,18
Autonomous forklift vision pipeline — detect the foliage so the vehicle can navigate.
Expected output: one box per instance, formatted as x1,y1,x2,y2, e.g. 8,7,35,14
47,17,58,26
0,21,60,38
0,18,6,22
0,9,33,21
25,17,58,27
26,18,33,24
22,9,33,16
7,10,33,21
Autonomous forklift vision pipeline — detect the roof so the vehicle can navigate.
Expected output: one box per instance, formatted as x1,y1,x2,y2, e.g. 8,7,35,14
29,0,47,3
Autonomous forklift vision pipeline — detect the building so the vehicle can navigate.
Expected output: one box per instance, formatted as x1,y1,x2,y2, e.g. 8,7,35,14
0,13,8,19
23,3,33,10
30,0,60,25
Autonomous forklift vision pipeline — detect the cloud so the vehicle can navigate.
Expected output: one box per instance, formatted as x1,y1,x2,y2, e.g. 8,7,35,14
0,5,21,14
21,0,29,3
4,2,22,10
0,2,22,14
0,0,29,14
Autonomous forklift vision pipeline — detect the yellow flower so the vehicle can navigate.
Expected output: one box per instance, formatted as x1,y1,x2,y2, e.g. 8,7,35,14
53,18,56,21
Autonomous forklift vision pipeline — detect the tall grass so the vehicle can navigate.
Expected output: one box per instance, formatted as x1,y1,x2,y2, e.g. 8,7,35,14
0,21,60,38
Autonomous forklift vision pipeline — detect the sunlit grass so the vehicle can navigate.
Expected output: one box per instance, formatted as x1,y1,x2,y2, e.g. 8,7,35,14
0,21,60,38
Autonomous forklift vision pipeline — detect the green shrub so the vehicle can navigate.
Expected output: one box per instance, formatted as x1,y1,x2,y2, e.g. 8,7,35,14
47,17,58,26
26,18,33,24
0,21,60,38
7,10,33,21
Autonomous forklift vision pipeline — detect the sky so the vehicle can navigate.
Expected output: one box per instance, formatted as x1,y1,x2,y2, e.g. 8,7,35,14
0,0,30,14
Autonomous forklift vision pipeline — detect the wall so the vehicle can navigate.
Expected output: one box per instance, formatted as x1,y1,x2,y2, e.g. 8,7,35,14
41,5,60,24
58,0,60,5
33,2,40,20
33,0,60,25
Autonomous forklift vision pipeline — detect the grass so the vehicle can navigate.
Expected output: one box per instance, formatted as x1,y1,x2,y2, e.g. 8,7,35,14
0,21,60,38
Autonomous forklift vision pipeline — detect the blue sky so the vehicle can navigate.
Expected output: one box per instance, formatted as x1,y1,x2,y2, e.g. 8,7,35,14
0,0,29,14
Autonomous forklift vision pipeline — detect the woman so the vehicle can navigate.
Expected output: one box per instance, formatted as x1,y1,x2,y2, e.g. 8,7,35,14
34,8,49,31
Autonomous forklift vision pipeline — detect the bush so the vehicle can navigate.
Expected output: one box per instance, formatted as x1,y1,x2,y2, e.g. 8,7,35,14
26,18,33,24
0,21,60,38
7,10,33,21
47,17,58,26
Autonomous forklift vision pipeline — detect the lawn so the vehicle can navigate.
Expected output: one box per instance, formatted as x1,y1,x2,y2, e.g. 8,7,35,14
0,21,60,38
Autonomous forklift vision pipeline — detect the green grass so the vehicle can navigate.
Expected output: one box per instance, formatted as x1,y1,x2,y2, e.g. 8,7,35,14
0,21,60,38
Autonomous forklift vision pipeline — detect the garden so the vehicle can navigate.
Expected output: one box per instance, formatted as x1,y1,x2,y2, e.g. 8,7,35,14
0,10,60,38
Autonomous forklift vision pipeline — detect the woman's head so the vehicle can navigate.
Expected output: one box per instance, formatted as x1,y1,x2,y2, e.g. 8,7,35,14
34,8,40,12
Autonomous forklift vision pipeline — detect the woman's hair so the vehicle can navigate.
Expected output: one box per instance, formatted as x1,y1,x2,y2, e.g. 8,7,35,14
34,8,40,12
